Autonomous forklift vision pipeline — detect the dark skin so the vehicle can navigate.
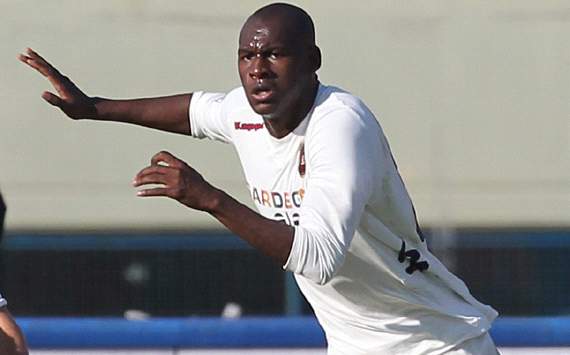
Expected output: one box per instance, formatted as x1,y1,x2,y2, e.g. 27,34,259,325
0,195,28,355
18,48,191,135
0,308,28,355
0,192,5,240
19,4,320,265
238,13,320,138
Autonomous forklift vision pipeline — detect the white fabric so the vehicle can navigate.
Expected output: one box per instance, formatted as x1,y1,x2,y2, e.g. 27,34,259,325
0,292,7,308
447,332,500,355
189,84,498,355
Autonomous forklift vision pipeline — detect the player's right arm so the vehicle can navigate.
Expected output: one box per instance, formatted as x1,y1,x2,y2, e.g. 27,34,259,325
18,48,191,135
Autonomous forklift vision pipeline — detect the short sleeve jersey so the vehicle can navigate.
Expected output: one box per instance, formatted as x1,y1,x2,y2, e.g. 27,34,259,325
190,84,498,355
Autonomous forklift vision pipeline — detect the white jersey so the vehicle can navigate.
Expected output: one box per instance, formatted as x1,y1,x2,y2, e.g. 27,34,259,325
189,84,498,355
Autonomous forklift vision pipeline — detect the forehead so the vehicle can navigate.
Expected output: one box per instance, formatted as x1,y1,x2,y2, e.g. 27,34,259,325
238,16,298,48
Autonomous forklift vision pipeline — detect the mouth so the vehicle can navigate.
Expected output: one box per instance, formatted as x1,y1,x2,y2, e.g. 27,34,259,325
251,84,275,102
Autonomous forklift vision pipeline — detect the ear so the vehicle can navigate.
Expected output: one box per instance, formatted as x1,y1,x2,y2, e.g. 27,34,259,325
310,45,322,72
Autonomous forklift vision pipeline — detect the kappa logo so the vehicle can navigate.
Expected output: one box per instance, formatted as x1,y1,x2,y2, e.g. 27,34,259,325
234,122,264,131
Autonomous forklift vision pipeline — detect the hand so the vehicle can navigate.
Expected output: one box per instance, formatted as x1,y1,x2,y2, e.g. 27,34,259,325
18,48,97,119
133,151,219,212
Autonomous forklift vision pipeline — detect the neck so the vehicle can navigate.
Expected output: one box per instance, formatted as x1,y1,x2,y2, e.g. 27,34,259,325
264,80,319,139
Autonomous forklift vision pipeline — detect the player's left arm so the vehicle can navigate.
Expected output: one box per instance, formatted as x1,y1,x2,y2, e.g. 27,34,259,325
283,109,379,284
133,151,294,265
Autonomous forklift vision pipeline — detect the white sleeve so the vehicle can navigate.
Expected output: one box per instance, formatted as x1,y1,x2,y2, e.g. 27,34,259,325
284,109,383,285
0,293,7,308
189,91,233,144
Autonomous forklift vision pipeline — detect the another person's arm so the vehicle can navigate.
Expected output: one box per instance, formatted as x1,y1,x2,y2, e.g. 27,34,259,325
18,48,191,135
0,307,28,355
0,191,5,242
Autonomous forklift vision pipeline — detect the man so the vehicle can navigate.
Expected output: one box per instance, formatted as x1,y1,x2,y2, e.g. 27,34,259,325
0,299,29,355
1,192,4,243
20,3,499,354
0,193,29,355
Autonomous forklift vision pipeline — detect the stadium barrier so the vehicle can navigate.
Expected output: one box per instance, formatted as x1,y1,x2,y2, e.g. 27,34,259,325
5,230,570,317
18,316,570,354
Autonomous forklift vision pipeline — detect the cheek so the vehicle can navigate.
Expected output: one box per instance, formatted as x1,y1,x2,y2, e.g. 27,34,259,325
281,70,305,91
272,65,296,86
238,61,250,81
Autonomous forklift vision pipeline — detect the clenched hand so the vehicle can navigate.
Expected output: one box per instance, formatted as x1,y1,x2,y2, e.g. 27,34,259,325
133,151,220,212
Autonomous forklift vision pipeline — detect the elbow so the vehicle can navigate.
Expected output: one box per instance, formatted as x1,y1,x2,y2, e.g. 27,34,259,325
289,227,347,286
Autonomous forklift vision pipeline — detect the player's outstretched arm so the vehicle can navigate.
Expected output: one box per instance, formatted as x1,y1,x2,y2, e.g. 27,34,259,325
133,151,294,265
18,48,192,135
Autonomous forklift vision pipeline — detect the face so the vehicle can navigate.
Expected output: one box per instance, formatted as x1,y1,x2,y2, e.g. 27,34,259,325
238,17,315,120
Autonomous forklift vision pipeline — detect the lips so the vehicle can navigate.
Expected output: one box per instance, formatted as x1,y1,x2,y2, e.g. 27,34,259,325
251,83,275,102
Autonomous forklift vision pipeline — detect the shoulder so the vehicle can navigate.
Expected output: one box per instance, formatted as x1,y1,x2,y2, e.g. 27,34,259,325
225,86,247,102
192,87,249,111
222,87,250,109
308,84,381,137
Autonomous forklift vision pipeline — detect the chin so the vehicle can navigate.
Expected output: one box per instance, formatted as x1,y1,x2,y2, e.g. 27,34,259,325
252,102,278,119
261,112,279,120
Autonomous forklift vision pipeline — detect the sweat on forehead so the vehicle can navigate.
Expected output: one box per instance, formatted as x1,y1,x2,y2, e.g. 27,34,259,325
240,3,316,46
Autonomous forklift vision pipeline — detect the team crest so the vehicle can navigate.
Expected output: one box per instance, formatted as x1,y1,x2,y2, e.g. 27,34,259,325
298,143,306,177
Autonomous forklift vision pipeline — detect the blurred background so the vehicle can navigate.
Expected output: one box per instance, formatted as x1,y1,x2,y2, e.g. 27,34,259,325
1,0,569,353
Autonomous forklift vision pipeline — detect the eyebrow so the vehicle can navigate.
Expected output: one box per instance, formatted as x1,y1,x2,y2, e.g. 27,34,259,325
238,46,290,52
238,45,289,53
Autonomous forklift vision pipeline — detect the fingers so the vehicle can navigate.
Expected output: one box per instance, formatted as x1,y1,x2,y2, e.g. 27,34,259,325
132,165,170,187
134,152,200,204
18,48,59,78
19,53,51,77
136,187,169,197
19,48,74,98
41,91,64,107
133,166,169,197
133,173,166,188
151,151,182,167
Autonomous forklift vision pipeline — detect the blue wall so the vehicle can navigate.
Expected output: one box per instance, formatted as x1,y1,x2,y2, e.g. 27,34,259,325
18,316,570,348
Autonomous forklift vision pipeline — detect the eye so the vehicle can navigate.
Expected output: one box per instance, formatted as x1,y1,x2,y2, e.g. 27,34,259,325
240,52,254,62
269,51,281,60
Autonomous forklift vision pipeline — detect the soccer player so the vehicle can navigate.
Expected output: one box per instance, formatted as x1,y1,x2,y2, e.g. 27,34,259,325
0,192,5,243
0,297,29,355
20,3,499,354
0,193,29,355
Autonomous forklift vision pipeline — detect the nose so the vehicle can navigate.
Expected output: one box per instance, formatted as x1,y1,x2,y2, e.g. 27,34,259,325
249,54,269,80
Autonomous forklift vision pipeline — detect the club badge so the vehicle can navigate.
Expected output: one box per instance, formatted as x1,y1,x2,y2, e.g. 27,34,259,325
298,143,306,177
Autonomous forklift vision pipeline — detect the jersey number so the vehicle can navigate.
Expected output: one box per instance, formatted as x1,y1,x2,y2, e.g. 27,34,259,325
398,241,429,274
274,212,300,226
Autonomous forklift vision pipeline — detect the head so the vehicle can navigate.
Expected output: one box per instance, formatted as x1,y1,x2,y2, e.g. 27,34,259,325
238,3,321,121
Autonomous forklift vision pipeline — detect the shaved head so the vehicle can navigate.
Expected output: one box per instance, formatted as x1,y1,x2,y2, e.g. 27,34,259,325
237,3,321,135
240,3,316,48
